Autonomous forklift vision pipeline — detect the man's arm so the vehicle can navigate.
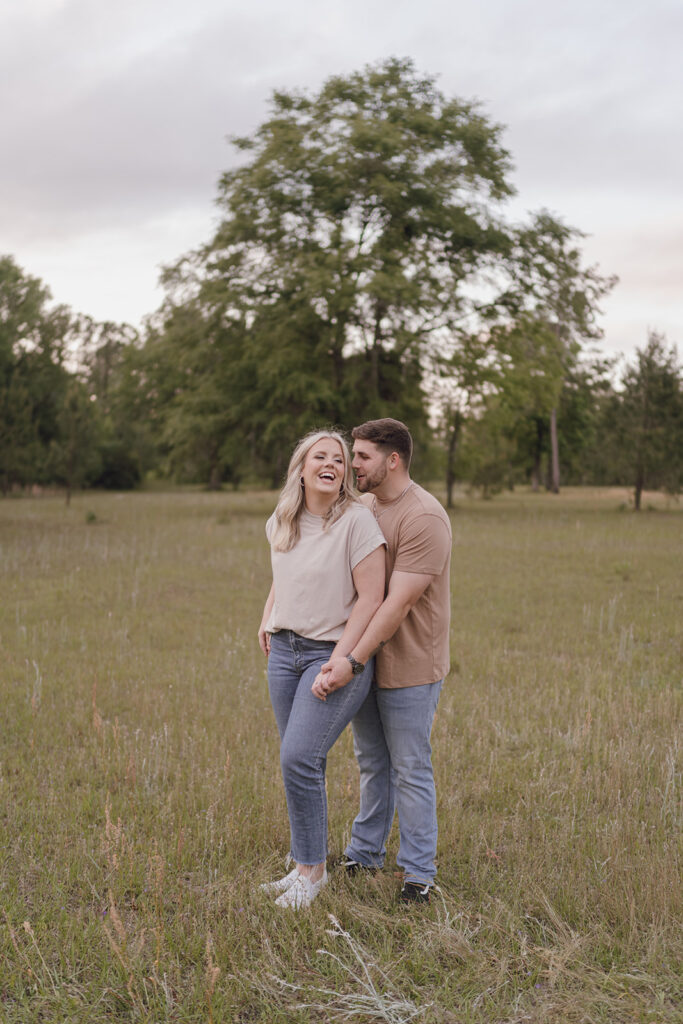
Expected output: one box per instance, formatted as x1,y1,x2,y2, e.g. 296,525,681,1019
311,569,433,696
329,546,385,662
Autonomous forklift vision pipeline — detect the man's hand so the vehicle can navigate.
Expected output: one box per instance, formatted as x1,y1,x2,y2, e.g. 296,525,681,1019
311,656,353,700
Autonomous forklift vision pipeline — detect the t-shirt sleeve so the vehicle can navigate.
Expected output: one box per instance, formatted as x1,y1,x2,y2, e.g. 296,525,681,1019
265,513,275,543
393,514,451,576
348,508,387,571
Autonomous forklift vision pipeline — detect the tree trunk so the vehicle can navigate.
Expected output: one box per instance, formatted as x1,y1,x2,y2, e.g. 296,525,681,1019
634,467,644,510
66,451,74,505
208,462,222,491
445,411,462,509
332,321,345,389
531,419,543,492
549,407,560,493
369,303,386,403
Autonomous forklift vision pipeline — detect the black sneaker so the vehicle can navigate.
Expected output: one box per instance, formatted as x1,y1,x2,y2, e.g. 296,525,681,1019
400,881,431,904
340,858,377,876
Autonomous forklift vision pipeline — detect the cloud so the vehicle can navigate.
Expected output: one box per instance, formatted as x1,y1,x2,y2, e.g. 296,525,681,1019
3,0,366,240
4,0,680,233
1,0,681,347
17,207,215,327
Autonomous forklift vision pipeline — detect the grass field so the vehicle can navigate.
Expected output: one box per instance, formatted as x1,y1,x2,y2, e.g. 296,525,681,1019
1,486,681,1023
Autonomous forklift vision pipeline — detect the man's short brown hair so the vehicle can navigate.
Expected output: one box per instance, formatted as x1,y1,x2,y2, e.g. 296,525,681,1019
351,418,413,468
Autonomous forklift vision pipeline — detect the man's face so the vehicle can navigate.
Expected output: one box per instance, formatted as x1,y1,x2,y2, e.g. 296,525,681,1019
352,439,390,493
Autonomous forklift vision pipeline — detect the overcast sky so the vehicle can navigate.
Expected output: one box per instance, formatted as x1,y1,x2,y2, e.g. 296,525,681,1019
2,0,681,360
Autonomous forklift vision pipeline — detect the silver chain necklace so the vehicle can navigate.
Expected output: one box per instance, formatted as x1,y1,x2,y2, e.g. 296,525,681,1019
373,482,414,521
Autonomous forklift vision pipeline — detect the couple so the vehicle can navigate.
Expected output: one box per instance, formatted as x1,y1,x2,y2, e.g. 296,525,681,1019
257,418,452,910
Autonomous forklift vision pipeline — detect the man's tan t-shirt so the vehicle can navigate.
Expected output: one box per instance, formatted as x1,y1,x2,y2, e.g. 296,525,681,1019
374,483,451,688
265,504,386,642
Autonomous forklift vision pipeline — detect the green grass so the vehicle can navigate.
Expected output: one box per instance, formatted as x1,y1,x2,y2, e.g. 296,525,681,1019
1,486,681,1023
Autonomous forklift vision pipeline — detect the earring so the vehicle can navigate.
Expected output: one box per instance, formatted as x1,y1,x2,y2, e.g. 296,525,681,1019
300,477,305,488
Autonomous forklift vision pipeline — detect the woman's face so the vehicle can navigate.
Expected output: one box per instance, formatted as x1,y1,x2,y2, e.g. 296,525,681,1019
301,438,345,501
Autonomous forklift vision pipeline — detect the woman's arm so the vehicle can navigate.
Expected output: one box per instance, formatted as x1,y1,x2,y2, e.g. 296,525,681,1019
313,546,385,690
258,581,275,656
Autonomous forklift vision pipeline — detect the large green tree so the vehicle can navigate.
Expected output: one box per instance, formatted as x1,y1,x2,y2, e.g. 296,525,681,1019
156,57,514,482
490,315,566,491
143,290,258,487
433,332,499,507
0,255,74,492
614,333,682,509
49,378,101,504
503,212,617,492
430,211,616,502
433,313,614,502
77,318,148,489
0,258,144,496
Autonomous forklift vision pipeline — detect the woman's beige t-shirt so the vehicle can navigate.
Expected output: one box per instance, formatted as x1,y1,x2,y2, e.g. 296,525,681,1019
265,504,386,642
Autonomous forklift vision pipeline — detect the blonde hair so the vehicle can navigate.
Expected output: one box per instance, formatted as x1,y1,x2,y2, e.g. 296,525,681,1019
270,431,359,552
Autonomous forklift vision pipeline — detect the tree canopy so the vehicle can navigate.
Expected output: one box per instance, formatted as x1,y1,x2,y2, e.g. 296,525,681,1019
154,57,516,481
611,333,682,509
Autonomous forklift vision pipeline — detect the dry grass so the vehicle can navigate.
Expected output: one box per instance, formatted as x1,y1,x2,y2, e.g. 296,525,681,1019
0,486,681,1022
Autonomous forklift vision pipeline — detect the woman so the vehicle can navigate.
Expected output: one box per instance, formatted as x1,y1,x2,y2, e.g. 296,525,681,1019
258,430,386,910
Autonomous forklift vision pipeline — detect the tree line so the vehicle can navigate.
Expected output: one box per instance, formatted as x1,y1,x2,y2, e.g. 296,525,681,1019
2,60,682,508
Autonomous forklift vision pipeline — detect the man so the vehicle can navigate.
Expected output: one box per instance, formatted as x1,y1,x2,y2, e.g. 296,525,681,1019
313,418,451,903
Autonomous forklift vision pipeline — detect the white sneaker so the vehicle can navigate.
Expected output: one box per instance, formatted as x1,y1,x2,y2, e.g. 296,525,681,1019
258,867,300,896
274,868,328,910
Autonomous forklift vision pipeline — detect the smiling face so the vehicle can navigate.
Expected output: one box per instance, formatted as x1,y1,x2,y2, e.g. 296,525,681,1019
352,439,390,493
301,438,346,505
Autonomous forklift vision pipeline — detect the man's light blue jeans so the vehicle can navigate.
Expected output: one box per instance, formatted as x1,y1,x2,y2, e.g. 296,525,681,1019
267,630,374,866
345,679,443,886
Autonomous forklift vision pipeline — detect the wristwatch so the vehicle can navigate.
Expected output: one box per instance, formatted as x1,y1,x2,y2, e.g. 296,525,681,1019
346,654,365,675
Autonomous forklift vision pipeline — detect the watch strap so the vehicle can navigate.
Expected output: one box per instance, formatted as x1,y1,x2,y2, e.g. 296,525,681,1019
346,653,365,675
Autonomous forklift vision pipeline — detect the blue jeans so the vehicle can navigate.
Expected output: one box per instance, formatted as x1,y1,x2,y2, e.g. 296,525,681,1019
345,679,443,886
267,630,375,866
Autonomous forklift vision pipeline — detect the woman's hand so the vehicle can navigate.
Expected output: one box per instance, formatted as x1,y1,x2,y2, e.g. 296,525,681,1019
258,626,271,657
259,582,275,656
311,668,331,700
311,662,350,700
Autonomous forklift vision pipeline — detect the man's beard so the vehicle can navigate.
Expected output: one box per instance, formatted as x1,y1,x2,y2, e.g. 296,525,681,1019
356,463,387,492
